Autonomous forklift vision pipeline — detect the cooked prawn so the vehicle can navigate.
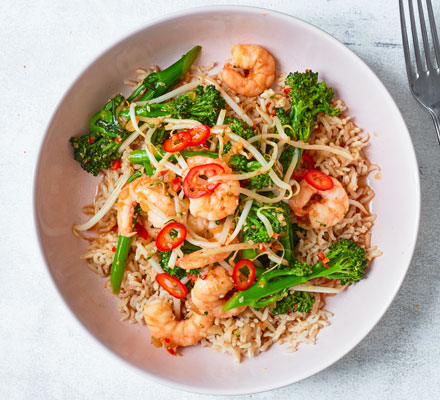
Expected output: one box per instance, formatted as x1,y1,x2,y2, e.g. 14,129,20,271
192,266,246,318
175,249,229,270
143,300,213,348
176,216,235,270
117,176,175,237
187,214,227,241
221,44,276,97
289,177,349,229
183,156,239,221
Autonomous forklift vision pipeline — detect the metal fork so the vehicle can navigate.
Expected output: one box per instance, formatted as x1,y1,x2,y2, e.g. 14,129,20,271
400,0,440,143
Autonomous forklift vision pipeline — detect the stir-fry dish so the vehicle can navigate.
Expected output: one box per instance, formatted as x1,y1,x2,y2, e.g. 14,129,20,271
71,45,381,361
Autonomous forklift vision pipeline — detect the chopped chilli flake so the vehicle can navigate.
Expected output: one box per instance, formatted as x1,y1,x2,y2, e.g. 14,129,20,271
115,136,122,144
111,159,122,170
283,87,291,94
318,252,330,267
167,348,176,355
88,137,95,143
112,247,116,252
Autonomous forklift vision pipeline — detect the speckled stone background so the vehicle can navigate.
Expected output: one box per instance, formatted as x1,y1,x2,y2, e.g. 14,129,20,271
2,0,439,398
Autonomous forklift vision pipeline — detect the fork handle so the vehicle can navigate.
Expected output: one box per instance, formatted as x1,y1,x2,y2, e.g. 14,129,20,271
430,109,440,145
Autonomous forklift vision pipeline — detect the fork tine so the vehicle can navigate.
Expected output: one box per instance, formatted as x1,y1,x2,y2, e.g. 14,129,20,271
409,0,424,73
426,0,440,68
400,0,416,78
417,0,435,71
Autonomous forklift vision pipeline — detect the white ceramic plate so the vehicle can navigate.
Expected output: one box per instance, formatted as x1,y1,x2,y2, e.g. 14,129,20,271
34,6,420,395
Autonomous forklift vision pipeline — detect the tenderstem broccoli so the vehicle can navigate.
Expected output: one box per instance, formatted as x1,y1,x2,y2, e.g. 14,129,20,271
223,239,368,311
70,95,130,176
271,290,315,314
240,200,297,266
120,85,225,126
229,154,272,190
70,46,201,175
278,70,340,176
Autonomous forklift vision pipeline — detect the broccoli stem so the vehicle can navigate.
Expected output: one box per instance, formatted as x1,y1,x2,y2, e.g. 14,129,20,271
223,263,327,310
179,150,219,159
128,149,218,165
126,46,201,102
241,248,258,260
223,240,367,311
110,207,140,295
110,234,132,295
127,171,143,182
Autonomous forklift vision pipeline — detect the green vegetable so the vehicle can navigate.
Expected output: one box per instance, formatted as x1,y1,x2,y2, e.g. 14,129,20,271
285,70,340,142
158,241,201,289
128,149,218,165
278,71,340,176
227,117,256,140
229,154,272,190
127,171,143,183
70,95,130,176
223,239,368,311
241,201,296,264
70,47,201,175
221,142,232,155
150,127,167,146
126,45,201,102
271,290,315,314
110,206,141,295
121,85,225,126
110,235,133,295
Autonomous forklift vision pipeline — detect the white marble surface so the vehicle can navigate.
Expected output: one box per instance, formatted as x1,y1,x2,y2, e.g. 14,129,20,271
2,0,440,398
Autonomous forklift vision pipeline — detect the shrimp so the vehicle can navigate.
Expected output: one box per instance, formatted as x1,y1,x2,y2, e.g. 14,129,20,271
117,176,175,237
175,248,229,270
176,216,235,270
191,266,246,318
187,214,226,241
289,177,349,230
143,300,214,347
221,44,276,97
183,156,239,221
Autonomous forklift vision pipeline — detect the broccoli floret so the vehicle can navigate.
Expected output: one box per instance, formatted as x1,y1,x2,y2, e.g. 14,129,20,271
223,239,369,311
285,70,340,142
278,145,296,176
228,117,256,140
70,95,130,176
158,241,201,289
242,201,289,244
324,239,368,285
222,141,232,155
121,85,225,127
241,200,295,263
158,250,187,279
276,71,340,177
287,260,314,276
275,107,291,127
229,154,248,171
271,291,315,314
228,154,273,190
